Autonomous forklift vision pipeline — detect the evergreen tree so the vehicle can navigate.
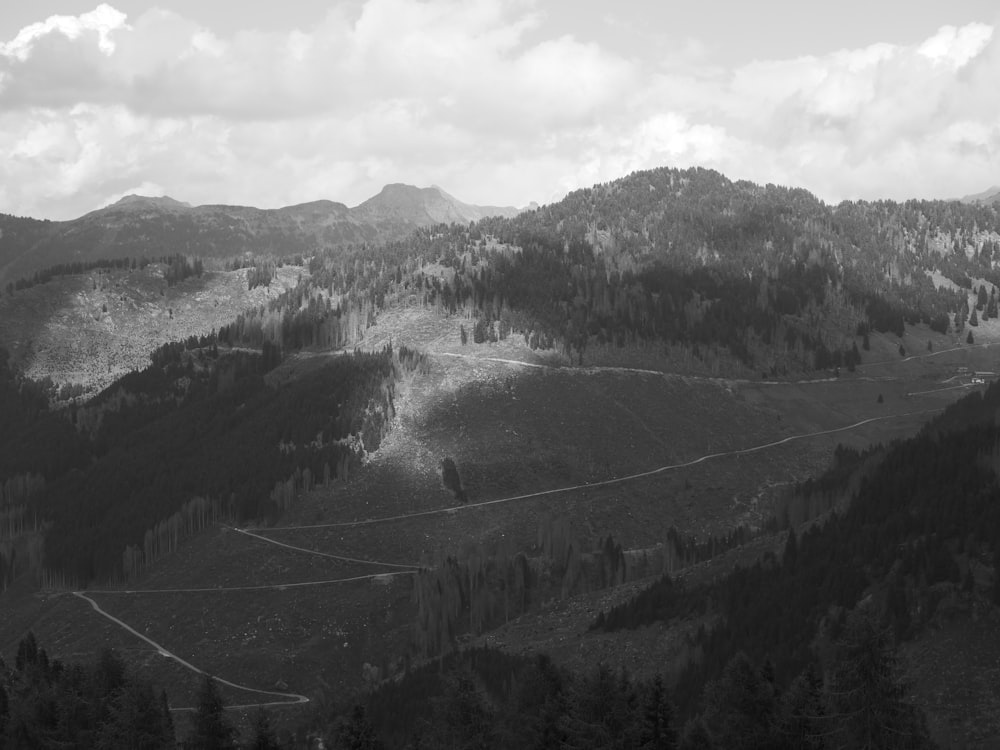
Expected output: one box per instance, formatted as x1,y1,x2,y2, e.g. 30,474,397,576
250,707,282,750
561,664,639,750
96,678,174,750
503,653,567,750
679,720,712,750
775,663,826,750
638,675,677,750
967,330,975,344
428,672,494,750
186,676,236,750
0,683,8,737
826,612,933,750
782,528,798,571
15,631,38,671
160,690,174,744
992,545,1000,606
699,652,779,750
335,705,382,750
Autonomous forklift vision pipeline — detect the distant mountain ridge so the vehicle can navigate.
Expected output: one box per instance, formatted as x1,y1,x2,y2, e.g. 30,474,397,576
0,185,526,287
960,185,1000,204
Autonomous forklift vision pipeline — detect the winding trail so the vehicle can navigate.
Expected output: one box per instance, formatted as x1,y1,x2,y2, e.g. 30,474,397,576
859,340,1000,368
72,336,996,712
437,338,1000,385
232,527,418,570
78,407,945,711
81,569,415,595
906,383,975,397
269,407,944,532
435,351,893,386
72,591,311,711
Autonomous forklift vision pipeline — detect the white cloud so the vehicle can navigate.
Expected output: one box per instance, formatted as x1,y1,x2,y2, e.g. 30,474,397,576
917,22,992,68
0,3,127,61
0,3,997,219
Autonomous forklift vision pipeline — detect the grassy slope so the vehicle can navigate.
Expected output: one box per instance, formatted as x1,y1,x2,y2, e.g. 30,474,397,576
2,305,1000,742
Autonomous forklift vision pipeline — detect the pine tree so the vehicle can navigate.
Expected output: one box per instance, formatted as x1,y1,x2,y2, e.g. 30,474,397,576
782,528,799,571
992,545,1000,606
15,631,38,671
96,678,174,750
0,683,8,737
826,611,934,749
561,664,638,750
776,663,825,750
186,676,236,750
335,705,382,750
429,673,493,750
638,675,677,750
250,707,281,750
699,652,779,750
160,691,174,745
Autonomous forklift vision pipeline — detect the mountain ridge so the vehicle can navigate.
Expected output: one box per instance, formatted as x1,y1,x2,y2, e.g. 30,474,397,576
960,185,1000,204
0,184,528,288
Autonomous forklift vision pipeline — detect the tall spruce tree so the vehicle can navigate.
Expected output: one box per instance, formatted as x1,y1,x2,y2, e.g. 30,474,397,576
186,676,236,750
826,612,933,750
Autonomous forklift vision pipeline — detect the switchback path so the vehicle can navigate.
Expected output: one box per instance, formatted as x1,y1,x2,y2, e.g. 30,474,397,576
72,591,311,711
859,340,1000,368
434,351,895,386
438,340,1000,385
270,408,944,532
232,527,419,569
80,568,415,595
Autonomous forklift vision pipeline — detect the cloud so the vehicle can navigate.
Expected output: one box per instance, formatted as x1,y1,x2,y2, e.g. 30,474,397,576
0,4,127,61
917,22,993,68
0,3,998,220
606,21,1000,203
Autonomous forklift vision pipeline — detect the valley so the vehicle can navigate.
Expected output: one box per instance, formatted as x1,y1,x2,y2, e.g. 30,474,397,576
4,167,1000,747
5,305,997,740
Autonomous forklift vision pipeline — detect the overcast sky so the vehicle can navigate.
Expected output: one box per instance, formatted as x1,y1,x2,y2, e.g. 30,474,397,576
1,0,999,219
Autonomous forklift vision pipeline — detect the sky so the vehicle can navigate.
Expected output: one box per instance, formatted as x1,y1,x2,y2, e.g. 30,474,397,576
1,0,999,220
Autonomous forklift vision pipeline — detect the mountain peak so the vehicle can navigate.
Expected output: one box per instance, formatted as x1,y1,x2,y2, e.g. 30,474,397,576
353,183,521,224
108,194,192,211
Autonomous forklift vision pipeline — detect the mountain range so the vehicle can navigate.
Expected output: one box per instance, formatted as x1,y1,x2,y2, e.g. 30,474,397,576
0,183,527,288
960,185,1000,204
4,167,1000,747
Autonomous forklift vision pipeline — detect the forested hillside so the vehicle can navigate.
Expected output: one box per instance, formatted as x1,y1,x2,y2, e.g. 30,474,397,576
216,166,1000,379
0,633,176,748
0,340,427,587
307,371,1000,749
452,167,999,372
8,165,1000,747
577,378,1000,744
